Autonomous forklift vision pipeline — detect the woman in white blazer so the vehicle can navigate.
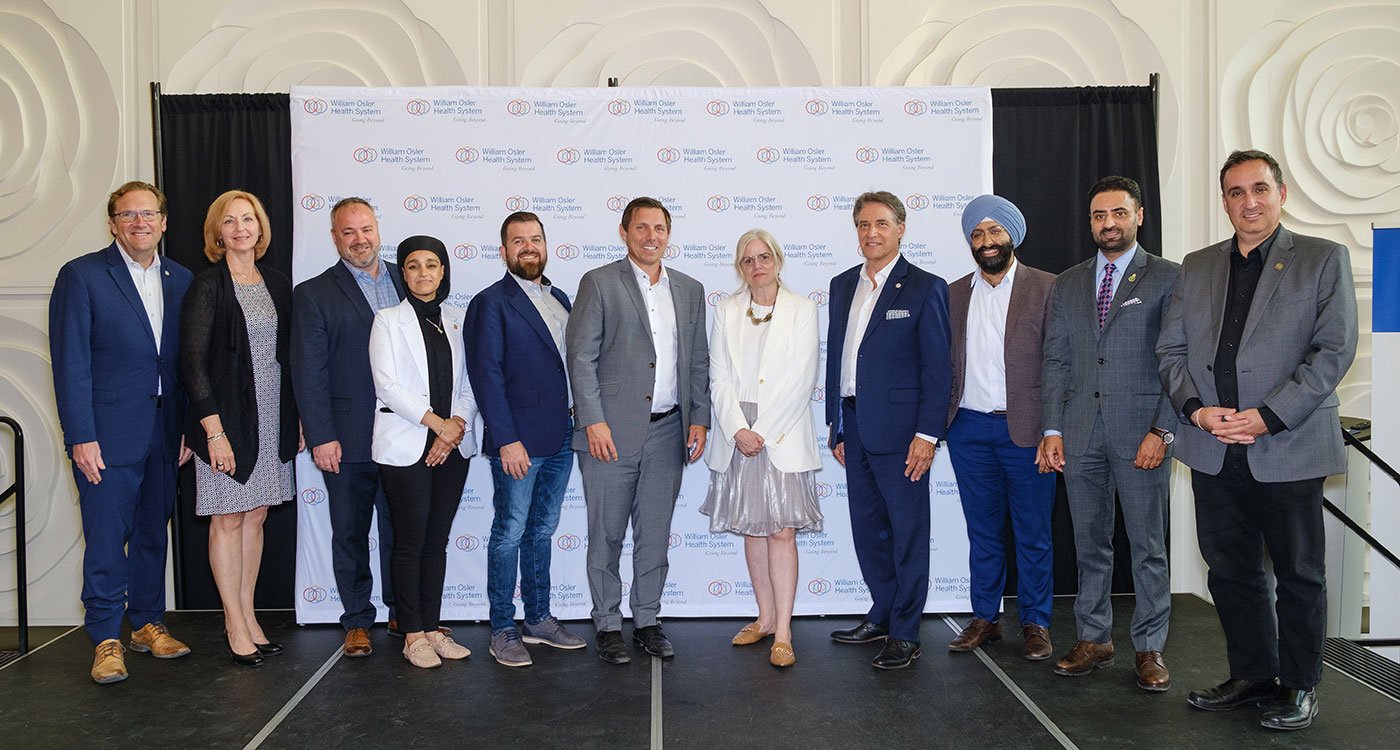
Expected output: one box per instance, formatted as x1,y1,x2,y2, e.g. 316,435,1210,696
369,235,478,669
702,228,822,668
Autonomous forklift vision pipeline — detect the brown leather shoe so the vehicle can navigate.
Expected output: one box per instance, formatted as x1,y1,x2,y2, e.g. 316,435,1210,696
1054,640,1114,676
343,627,372,657
91,639,128,684
1135,651,1171,692
129,622,191,658
1022,624,1053,661
948,617,1002,652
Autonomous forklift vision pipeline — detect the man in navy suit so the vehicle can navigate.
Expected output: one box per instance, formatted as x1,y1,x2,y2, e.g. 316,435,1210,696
826,191,952,669
50,181,194,684
465,211,587,667
291,197,406,657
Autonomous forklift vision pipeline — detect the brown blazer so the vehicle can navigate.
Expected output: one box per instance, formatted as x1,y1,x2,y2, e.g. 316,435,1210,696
947,260,1055,447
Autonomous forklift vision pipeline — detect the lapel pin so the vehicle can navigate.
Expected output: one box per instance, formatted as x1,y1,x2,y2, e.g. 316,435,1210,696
1274,262,1284,271
164,270,170,276
895,282,902,289
1127,273,1136,283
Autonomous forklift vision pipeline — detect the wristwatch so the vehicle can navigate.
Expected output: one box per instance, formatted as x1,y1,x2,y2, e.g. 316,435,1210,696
1150,427,1175,445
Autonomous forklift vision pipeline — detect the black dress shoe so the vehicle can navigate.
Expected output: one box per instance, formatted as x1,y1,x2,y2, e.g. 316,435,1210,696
1261,688,1318,731
254,641,284,656
632,625,675,658
830,619,889,644
872,639,922,670
1186,678,1280,711
596,630,631,665
229,647,265,668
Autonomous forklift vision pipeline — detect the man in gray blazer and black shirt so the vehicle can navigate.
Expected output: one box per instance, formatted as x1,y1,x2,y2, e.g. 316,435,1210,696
1039,176,1179,692
1158,150,1357,731
567,196,710,664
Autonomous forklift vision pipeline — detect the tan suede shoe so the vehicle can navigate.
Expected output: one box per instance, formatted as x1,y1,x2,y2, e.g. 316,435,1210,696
403,638,442,668
129,623,191,658
91,639,128,684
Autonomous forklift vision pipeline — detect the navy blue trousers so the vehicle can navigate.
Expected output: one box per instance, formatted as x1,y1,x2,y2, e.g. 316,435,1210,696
946,409,1056,627
841,400,931,643
75,406,175,644
323,460,398,630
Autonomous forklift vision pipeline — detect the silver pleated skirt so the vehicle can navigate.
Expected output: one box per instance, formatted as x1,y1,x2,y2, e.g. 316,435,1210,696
701,402,822,537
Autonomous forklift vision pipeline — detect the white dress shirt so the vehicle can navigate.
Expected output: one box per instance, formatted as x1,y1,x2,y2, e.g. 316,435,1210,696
629,259,679,413
737,299,773,403
118,243,164,394
960,257,1019,414
840,259,895,398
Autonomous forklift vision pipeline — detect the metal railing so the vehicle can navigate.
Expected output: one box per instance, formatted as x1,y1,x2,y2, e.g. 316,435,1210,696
1334,418,1399,648
1,416,27,662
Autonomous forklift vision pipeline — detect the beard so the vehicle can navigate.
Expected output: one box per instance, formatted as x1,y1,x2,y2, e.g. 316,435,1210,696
1095,226,1137,253
972,240,1015,275
508,252,546,281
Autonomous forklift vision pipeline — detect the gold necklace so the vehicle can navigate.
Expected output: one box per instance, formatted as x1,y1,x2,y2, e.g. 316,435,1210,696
746,295,774,325
231,265,260,284
423,317,444,334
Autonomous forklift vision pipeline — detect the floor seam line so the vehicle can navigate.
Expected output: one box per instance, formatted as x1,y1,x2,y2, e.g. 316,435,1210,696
0,625,82,671
941,615,1079,750
243,643,344,750
651,654,663,749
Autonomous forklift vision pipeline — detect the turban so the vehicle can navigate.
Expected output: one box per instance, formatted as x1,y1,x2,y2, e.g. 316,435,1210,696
960,194,1026,247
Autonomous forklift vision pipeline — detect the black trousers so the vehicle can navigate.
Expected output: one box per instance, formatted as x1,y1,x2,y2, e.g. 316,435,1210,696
1192,458,1326,689
379,442,470,634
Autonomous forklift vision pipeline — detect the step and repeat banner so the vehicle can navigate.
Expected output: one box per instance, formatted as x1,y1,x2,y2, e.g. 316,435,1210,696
290,85,992,625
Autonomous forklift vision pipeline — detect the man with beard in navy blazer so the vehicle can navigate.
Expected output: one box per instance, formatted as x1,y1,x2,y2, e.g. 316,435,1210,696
466,211,587,667
50,181,194,684
825,190,952,670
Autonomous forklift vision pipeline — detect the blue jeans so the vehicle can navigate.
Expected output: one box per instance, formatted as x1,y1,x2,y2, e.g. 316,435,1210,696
486,430,574,632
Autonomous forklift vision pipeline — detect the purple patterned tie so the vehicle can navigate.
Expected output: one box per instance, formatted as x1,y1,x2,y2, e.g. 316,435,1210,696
1096,262,1116,329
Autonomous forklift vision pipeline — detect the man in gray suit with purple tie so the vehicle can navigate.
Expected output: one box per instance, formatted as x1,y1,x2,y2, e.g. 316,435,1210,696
1038,175,1179,692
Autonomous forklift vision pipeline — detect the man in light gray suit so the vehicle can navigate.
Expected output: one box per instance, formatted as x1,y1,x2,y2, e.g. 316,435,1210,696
1158,150,1357,731
567,196,710,665
1039,176,1180,692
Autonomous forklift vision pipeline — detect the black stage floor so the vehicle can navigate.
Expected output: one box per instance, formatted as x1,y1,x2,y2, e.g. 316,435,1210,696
2,595,1395,749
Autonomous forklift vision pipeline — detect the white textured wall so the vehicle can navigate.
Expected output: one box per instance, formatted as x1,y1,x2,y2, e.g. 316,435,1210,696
1,0,1393,625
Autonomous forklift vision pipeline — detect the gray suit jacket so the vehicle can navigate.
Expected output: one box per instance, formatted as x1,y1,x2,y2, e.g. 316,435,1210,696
566,258,710,457
1043,248,1180,459
948,261,1055,448
1156,226,1357,481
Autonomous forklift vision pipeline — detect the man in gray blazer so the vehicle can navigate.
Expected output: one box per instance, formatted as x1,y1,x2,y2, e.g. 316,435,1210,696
1158,150,1357,731
566,197,710,664
1039,176,1180,692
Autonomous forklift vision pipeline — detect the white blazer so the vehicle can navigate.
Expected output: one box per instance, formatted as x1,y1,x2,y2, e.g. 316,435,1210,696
705,286,821,474
369,299,478,466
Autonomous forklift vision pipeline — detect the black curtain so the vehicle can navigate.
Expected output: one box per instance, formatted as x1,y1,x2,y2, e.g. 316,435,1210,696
155,85,1158,609
157,92,296,610
991,84,1162,599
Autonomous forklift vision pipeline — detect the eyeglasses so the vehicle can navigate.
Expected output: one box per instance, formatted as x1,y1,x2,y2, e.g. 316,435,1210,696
111,210,164,223
739,252,775,268
969,225,1007,242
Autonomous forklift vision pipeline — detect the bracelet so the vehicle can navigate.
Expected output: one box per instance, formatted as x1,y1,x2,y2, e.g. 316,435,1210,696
207,431,227,443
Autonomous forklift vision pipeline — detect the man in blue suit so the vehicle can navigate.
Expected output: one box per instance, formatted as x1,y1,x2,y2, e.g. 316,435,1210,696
465,211,586,668
826,191,953,669
50,181,194,684
291,197,406,657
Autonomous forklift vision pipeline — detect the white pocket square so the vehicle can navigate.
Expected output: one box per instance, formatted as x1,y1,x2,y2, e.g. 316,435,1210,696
1120,297,1142,307
886,309,910,320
